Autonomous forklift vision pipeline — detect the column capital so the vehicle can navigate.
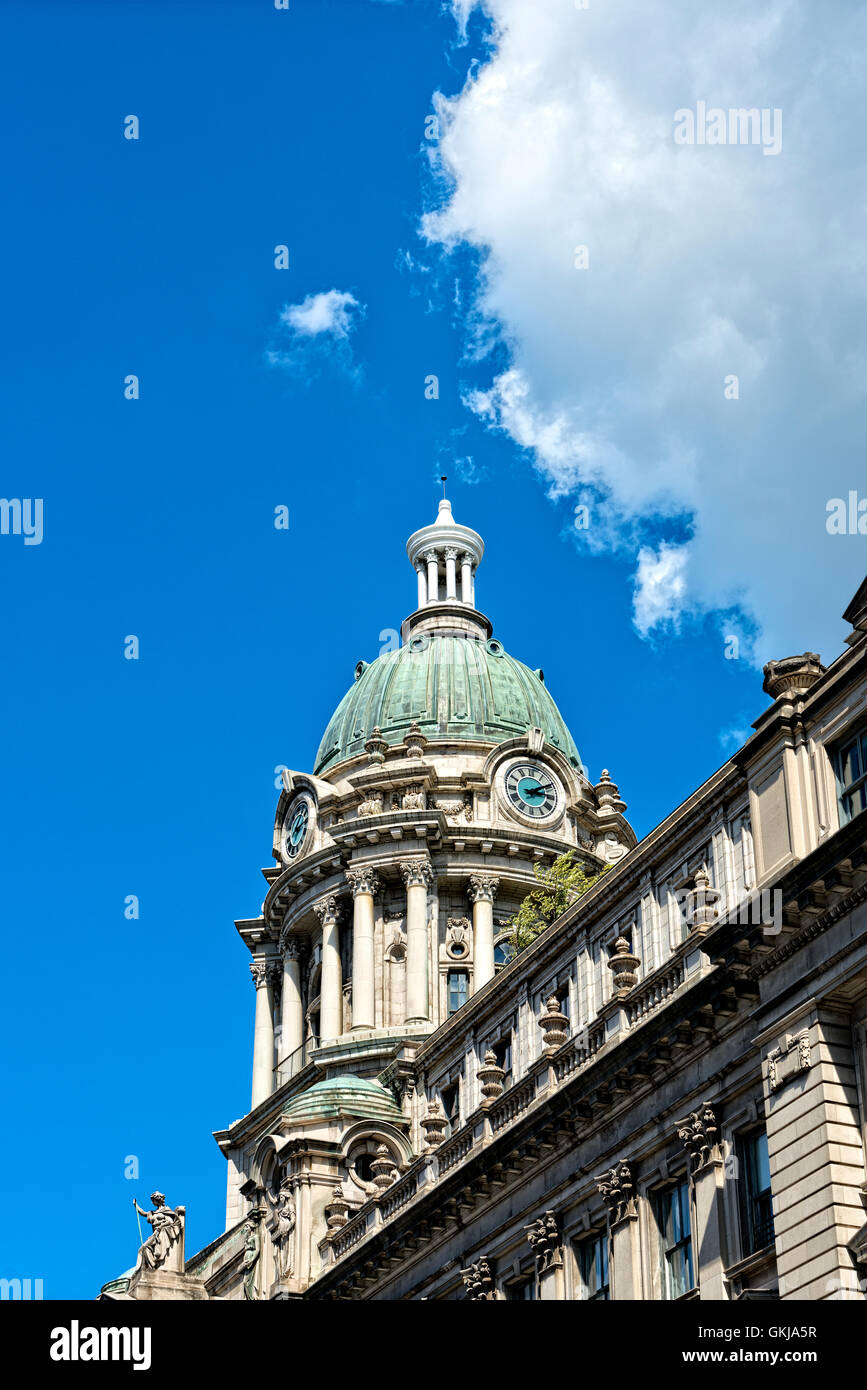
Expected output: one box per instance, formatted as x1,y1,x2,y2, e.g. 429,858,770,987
468,873,499,904
250,960,280,990
676,1102,722,1172
595,1160,636,1225
461,1257,494,1300
279,932,305,962
400,857,433,890
524,1211,562,1273
345,865,381,898
422,548,440,564
313,893,343,927
443,546,459,561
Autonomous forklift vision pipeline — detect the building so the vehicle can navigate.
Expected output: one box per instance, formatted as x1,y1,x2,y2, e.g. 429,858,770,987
99,501,867,1302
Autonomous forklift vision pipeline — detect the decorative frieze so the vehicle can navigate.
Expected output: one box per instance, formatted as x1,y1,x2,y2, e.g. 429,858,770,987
400,788,427,811
596,1161,636,1225
676,1103,722,1172
461,1256,494,1300
357,791,384,818
539,995,569,1053
767,1030,812,1091
524,1211,562,1273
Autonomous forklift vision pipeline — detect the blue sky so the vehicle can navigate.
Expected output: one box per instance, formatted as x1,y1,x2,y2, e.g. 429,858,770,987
1,0,863,1297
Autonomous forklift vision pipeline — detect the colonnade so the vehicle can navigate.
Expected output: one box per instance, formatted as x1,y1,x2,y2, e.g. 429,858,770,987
249,864,501,1108
415,547,475,607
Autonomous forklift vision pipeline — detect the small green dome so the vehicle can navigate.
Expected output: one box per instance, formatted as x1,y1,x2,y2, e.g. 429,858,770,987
315,634,585,775
282,1075,405,1125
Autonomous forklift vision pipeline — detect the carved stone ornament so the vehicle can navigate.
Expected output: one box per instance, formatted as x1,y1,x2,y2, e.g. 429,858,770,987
345,865,381,898
358,790,384,818
279,931,305,962
265,1175,296,1281
313,893,342,926
687,866,720,935
438,794,473,823
762,652,826,700
524,1211,562,1273
420,1099,448,1150
468,874,499,904
250,960,281,991
606,937,641,996
371,1144,399,1193
364,726,388,765
461,1256,494,1300
477,1049,506,1105
677,1103,722,1172
401,788,427,811
767,1029,812,1092
399,857,433,890
539,994,569,1053
596,1161,636,1225
446,917,471,959
594,768,626,815
324,1184,351,1232
242,1211,261,1302
403,720,428,760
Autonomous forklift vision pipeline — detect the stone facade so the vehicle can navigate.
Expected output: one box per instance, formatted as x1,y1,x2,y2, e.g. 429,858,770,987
99,510,867,1301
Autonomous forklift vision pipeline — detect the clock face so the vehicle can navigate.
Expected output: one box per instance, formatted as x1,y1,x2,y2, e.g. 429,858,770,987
504,763,560,820
285,799,310,859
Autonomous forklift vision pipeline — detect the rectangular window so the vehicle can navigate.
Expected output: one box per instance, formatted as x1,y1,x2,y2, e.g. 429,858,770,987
655,1180,695,1299
836,726,867,824
440,1082,460,1135
505,1275,536,1300
447,970,468,1016
739,1130,775,1255
492,1035,512,1089
576,1232,609,1301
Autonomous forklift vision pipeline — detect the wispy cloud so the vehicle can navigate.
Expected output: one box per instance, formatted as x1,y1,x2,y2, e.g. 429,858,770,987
266,288,365,378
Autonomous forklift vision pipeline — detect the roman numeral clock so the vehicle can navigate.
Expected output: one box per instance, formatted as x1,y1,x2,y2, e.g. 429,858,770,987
503,762,561,820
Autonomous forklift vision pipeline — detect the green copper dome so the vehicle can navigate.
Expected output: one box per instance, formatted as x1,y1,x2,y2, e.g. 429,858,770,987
314,634,585,775
282,1075,405,1125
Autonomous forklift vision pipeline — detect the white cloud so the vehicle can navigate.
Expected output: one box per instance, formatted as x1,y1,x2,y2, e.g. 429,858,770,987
279,289,361,339
423,0,867,662
633,543,689,635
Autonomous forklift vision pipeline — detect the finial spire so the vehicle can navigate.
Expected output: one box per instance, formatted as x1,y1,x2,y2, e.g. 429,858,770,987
440,474,448,500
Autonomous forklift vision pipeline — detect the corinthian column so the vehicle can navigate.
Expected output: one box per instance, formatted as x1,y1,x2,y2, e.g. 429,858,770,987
444,547,458,599
250,958,279,1109
468,875,499,990
424,549,439,604
415,563,427,609
401,858,434,1023
279,935,305,1080
345,866,380,1030
460,552,473,604
314,894,343,1043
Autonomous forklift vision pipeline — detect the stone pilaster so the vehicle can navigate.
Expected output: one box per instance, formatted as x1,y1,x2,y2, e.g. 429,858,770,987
676,1103,728,1300
525,1211,564,1300
596,1161,640,1300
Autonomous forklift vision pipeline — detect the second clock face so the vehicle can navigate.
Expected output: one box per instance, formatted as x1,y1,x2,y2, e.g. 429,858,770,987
504,763,560,819
285,799,310,859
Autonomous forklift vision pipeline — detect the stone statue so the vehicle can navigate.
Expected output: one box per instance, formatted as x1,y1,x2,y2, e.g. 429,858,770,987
132,1192,183,1272
242,1215,260,1301
265,1177,296,1282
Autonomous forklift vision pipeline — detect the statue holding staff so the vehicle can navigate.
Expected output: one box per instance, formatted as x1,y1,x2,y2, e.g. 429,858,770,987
132,1192,183,1272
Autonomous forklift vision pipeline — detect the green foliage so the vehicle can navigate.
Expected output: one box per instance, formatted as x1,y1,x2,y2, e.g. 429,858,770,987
505,852,607,959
